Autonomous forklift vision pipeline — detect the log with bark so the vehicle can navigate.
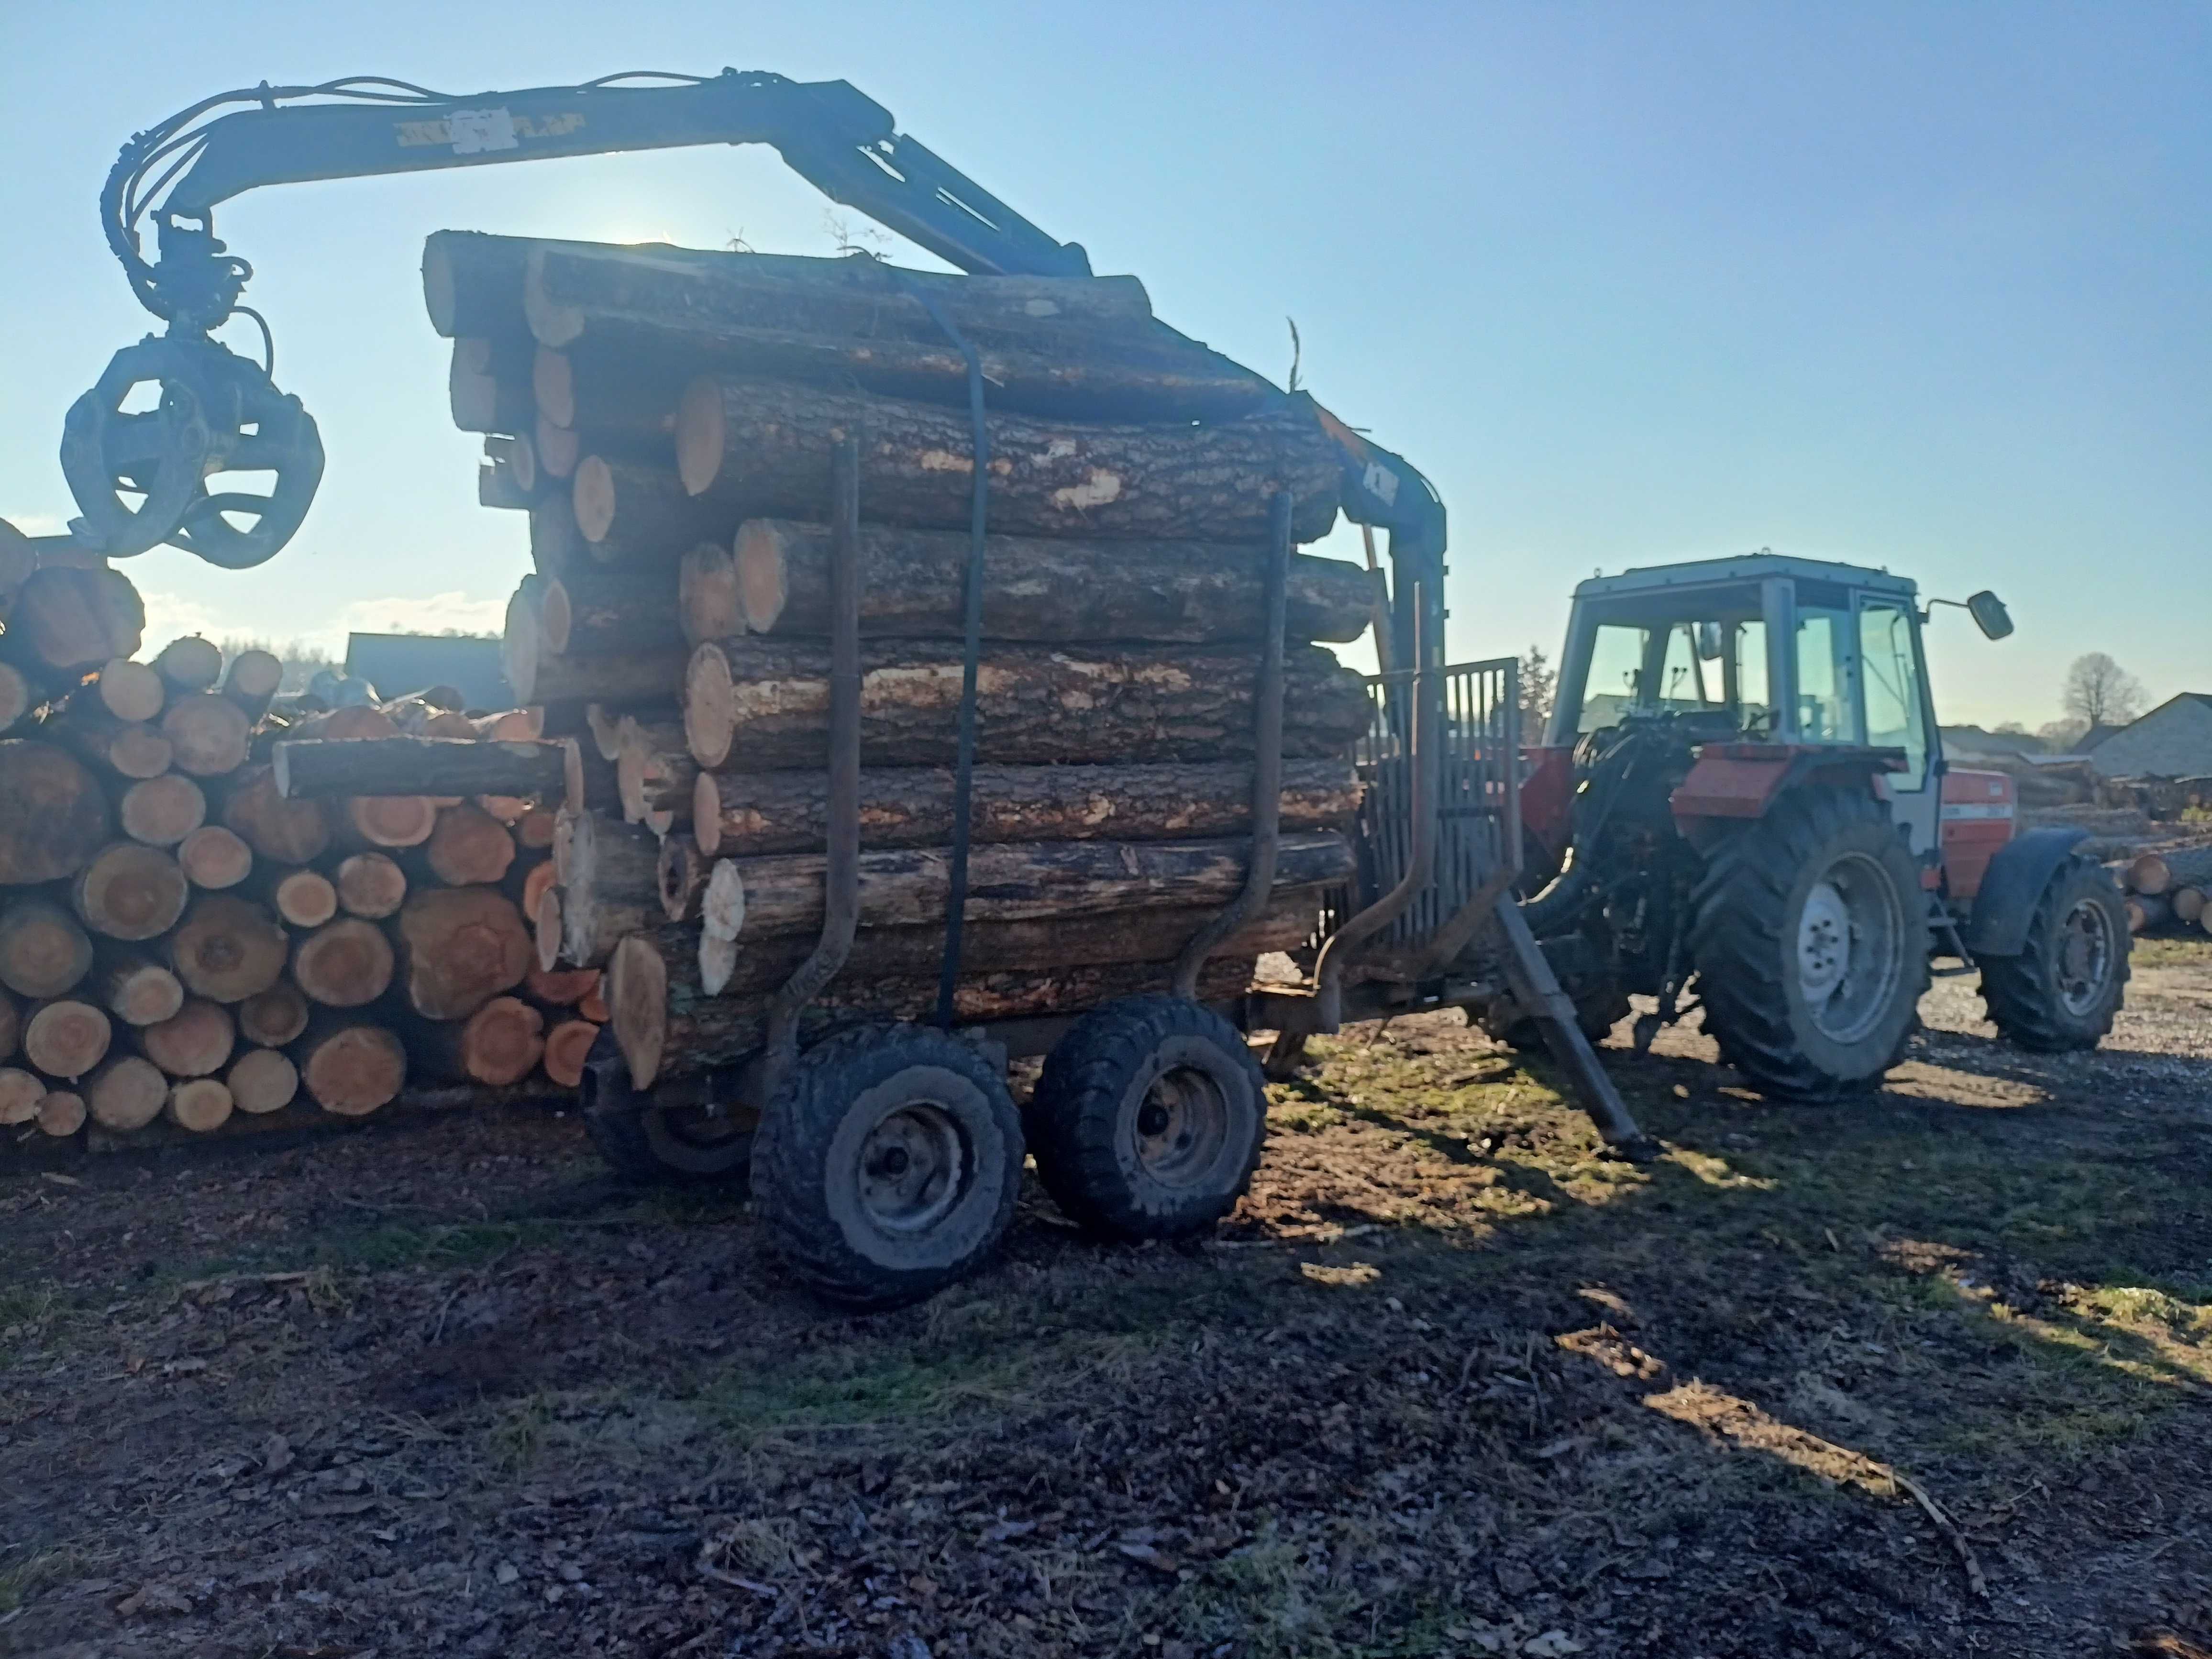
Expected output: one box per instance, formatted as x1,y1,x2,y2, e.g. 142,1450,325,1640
167,895,288,1003
295,1019,406,1117
24,998,111,1080
405,995,544,1086
0,741,112,882
519,243,1272,422
273,734,570,804
447,336,534,435
0,899,95,999
552,814,664,969
221,648,284,723
44,708,171,780
0,565,144,677
539,568,685,659
677,542,744,646
616,718,695,833
689,757,1360,858
390,887,533,1020
729,517,1374,644
681,639,1369,770
0,990,16,1062
530,344,678,449
71,843,189,941
139,996,234,1079
671,380,1340,542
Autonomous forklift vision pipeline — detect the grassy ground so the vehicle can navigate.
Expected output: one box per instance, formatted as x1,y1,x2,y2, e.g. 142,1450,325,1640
1,942,2208,1657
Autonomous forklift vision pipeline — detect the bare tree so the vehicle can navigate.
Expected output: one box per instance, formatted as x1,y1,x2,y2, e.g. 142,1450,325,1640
2060,653,2147,729
1518,644,1557,739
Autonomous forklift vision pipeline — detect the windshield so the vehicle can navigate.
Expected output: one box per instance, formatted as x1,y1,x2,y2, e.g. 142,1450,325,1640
1573,618,1769,736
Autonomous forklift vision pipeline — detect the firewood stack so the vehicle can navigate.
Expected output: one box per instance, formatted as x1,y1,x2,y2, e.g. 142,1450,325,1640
2118,846,2212,938
0,537,602,1146
429,232,1381,1088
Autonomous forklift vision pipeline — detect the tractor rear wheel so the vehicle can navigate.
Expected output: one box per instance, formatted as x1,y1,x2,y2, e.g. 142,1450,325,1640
1979,855,2129,1051
1688,787,1928,1101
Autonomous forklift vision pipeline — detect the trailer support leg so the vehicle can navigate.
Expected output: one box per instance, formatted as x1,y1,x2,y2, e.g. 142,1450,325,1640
1490,896,1657,1159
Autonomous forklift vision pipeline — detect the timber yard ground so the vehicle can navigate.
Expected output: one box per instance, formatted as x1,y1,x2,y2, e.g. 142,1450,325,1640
2,944,2209,1659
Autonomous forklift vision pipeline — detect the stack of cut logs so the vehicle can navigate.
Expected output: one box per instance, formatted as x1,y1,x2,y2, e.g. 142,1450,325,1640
0,524,601,1146
431,232,1380,1088
2119,846,2212,938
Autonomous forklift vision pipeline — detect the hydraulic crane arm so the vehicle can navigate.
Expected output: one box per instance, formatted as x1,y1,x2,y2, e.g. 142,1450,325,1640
70,66,1443,631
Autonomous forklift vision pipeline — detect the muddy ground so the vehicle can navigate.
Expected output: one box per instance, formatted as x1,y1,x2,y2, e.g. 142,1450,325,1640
2,939,2208,1658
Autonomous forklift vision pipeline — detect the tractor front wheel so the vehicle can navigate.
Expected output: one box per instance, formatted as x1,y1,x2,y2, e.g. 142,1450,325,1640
1979,855,2129,1051
1688,787,1929,1101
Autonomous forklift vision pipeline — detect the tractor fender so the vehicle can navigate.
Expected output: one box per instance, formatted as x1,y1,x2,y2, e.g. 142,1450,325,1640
1964,828,2089,957
1669,744,1905,850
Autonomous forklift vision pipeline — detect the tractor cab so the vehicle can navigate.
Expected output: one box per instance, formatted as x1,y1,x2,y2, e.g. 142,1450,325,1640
1537,552,2010,874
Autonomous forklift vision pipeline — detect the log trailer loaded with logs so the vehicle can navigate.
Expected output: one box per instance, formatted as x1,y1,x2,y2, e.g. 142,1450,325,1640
11,68,2115,1308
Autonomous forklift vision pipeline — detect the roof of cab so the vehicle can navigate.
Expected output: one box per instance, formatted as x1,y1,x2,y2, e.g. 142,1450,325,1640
1571,552,1917,602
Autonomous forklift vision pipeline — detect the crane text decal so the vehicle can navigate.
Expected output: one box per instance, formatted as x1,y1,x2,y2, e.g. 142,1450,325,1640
396,111,587,154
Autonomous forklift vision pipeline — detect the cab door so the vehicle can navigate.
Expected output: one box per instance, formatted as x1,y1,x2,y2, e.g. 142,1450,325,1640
1854,594,1939,859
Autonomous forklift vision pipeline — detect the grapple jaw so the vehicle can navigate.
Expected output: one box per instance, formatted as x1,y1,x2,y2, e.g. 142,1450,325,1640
61,331,322,568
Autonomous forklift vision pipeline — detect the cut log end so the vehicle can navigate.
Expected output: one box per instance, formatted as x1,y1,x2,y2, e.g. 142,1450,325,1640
682,644,736,770
155,635,223,693
73,843,189,942
227,1046,300,1115
335,852,408,919
238,981,310,1049
607,932,671,1090
0,900,96,1000
37,1090,88,1138
118,774,208,847
99,955,185,1027
292,918,397,1009
141,996,235,1079
534,888,564,973
168,895,288,1003
166,1077,234,1133
425,803,517,887
177,825,254,890
0,742,112,884
160,693,252,777
25,999,112,1080
222,765,332,865
298,1024,407,1117
0,1067,45,1126
270,868,339,929
86,1055,167,1132
96,658,167,723
541,1018,599,1089
674,377,725,497
343,795,438,849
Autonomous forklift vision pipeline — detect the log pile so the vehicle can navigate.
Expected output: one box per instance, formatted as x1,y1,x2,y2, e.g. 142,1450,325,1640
2116,843,2212,938
0,547,597,1148
432,232,1375,1089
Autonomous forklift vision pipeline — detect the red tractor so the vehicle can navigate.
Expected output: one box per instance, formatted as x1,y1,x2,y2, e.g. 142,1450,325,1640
1499,552,2129,1099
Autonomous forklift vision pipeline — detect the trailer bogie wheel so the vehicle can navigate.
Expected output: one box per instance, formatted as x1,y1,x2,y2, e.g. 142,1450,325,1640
1979,855,2130,1051
1028,996,1268,1240
751,1025,1023,1310
578,1030,753,1184
1687,786,1929,1101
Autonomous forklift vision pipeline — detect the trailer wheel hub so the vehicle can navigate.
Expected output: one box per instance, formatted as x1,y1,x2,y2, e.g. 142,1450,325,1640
1132,1066,1232,1190
858,1103,965,1233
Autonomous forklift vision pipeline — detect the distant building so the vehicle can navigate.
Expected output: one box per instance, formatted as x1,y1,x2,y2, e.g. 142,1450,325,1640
344,633,513,713
2082,694,2212,779
1940,725,2048,763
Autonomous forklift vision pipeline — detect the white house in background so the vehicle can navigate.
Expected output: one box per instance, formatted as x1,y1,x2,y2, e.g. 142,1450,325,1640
2084,693,2212,778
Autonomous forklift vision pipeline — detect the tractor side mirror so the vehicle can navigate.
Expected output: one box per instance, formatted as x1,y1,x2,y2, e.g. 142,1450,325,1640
1695,620,1724,661
1967,590,2013,640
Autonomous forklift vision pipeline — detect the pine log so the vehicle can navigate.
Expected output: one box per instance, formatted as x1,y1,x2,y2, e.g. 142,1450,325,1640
479,462,534,511
25,998,111,1079
0,518,35,600
227,1047,299,1115
85,1055,168,1132
493,431,540,495
540,568,684,659
221,648,284,722
166,1077,233,1132
525,964,599,1006
690,757,1360,859
282,704,397,742
238,980,310,1048
290,917,396,1008
0,740,112,881
168,895,288,1003
655,835,712,925
476,708,544,741
406,995,544,1086
71,842,189,941
681,640,1369,771
733,518,1373,644
177,825,253,890
533,887,564,975
415,804,516,887
116,773,207,846
44,709,171,780
617,718,695,832
0,664,35,734
2125,894,2170,934
295,1019,406,1117
678,541,743,647
520,245,1261,421
94,950,185,1027
160,693,252,777
542,1018,599,1089
535,412,581,481
609,936,1252,1089
0,565,144,675
35,1089,87,1137
674,381,1339,542
89,658,166,722
334,851,409,919
139,996,235,1078
272,734,570,803
516,857,557,922
2172,885,2206,926
221,765,331,864
0,991,15,1062
2125,852,2169,895
336,795,438,851
391,887,532,1019
509,627,686,708
0,1067,43,1126
555,814,664,968
530,498,586,581
448,336,533,434
531,343,677,444
422,230,551,338
154,636,222,693
661,831,1349,946
0,900,95,999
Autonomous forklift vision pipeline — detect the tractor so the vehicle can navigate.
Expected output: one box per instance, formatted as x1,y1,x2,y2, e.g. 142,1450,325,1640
1494,551,2130,1099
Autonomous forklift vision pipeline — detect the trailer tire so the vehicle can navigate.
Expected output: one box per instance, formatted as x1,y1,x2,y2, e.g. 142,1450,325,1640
1029,996,1267,1240
752,1025,1022,1310
1979,855,2129,1051
579,1031,753,1184
1688,786,1928,1101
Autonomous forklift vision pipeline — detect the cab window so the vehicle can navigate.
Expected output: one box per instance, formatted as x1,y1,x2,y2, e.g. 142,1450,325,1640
1794,609,1862,743
1578,624,1649,733
1858,598,1929,788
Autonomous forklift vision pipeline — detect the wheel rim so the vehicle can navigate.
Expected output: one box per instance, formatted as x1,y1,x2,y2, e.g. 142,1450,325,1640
1794,851,1906,1044
856,1102,968,1234
1131,1066,1233,1190
2054,896,2117,1016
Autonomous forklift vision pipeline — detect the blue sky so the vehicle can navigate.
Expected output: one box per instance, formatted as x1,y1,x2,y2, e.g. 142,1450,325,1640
2,1,2203,725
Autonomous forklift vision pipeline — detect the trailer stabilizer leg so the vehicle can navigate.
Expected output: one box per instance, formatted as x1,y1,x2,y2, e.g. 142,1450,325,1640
1491,898,1659,1161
